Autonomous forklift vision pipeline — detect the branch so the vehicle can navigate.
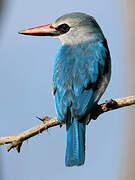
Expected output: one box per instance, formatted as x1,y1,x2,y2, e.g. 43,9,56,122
0,95,135,152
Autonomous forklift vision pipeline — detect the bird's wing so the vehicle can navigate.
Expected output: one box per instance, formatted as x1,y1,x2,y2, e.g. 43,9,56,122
53,40,110,122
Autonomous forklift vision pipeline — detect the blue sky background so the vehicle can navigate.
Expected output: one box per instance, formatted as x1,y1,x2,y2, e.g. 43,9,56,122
0,0,131,179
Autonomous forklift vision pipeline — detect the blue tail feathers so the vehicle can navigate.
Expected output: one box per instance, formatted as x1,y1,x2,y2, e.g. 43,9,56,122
65,109,86,167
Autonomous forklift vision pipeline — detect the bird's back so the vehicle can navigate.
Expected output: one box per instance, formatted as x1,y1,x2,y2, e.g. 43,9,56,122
53,39,111,122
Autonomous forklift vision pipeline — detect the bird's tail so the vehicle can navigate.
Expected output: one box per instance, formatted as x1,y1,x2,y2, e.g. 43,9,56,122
65,109,86,167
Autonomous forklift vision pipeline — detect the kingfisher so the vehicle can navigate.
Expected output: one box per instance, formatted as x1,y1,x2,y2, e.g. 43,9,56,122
19,12,111,167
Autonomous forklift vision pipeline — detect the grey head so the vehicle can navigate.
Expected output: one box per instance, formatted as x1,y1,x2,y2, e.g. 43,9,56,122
52,12,104,45
19,12,105,45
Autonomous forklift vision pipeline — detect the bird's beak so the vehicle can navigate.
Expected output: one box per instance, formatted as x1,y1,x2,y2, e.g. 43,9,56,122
18,24,58,36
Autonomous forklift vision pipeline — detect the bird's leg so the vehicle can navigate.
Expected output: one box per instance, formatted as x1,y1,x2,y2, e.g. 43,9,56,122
86,104,100,125
88,104,102,122
88,99,117,124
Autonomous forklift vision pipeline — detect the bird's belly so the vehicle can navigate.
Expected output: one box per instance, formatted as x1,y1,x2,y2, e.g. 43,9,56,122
94,71,111,103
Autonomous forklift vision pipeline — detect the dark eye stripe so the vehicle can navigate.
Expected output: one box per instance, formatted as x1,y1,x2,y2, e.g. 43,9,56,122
55,24,70,34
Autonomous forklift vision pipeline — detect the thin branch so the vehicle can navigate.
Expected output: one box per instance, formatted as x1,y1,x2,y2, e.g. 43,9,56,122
0,95,135,152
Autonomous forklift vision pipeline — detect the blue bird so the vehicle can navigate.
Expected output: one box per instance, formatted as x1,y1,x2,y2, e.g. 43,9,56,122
19,12,111,167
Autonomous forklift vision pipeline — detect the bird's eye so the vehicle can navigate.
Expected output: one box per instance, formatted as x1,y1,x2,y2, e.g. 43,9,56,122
56,24,70,34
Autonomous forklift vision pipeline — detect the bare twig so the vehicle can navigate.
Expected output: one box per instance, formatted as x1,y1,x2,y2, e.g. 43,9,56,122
0,95,135,152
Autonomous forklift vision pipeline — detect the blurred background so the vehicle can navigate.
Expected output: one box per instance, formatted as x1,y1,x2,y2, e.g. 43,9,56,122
0,0,135,179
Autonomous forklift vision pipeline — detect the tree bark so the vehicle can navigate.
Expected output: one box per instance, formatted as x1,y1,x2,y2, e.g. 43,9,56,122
0,95,134,153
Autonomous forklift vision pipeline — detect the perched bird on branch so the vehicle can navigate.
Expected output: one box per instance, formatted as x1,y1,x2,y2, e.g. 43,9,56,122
19,12,111,167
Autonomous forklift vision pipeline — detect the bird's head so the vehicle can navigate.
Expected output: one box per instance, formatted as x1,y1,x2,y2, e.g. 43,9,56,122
19,12,104,45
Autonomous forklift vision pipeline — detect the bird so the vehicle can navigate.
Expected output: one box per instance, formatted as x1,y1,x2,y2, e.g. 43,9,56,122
19,12,111,167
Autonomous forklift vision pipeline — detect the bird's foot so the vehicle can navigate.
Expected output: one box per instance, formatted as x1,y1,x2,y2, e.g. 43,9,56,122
87,99,118,125
103,99,118,111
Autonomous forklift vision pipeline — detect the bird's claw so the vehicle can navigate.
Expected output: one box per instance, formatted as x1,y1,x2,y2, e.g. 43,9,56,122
104,99,118,110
